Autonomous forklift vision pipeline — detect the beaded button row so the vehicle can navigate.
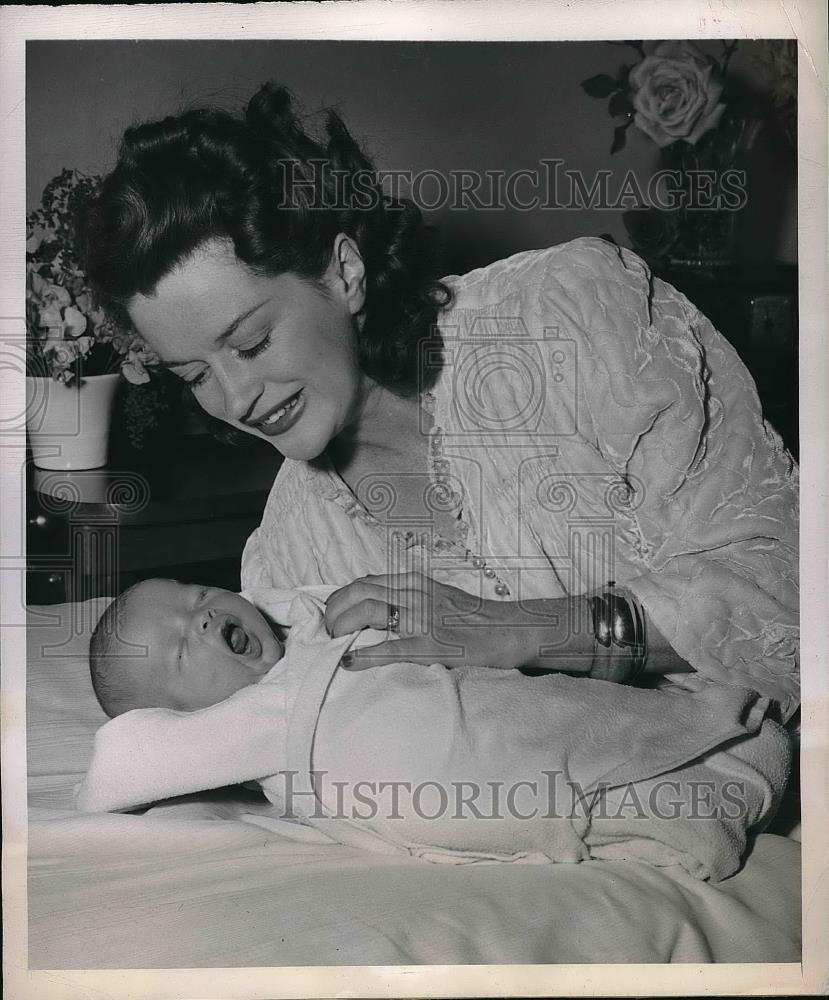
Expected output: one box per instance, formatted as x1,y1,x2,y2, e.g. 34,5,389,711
468,552,511,597
429,426,510,598
429,429,462,511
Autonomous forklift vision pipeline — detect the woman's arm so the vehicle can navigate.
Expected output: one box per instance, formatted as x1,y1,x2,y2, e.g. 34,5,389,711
494,596,693,676
325,574,692,678
541,239,799,717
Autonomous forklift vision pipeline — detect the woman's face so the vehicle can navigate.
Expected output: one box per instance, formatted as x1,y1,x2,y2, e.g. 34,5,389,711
127,237,369,461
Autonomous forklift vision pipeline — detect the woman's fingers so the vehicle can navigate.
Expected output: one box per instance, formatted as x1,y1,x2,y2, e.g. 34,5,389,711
325,581,392,632
324,574,430,636
324,572,488,645
354,571,425,590
326,597,395,637
341,636,453,671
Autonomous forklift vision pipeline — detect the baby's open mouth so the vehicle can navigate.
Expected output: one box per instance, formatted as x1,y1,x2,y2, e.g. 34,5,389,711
222,621,251,655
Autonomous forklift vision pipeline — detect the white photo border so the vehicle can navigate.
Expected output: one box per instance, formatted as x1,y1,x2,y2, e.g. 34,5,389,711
2,2,826,997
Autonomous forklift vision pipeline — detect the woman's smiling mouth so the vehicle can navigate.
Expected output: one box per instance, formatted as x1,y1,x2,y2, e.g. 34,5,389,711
251,389,305,435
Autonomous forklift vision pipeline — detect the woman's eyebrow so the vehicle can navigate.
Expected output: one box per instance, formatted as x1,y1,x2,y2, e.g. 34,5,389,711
159,299,270,367
214,299,270,346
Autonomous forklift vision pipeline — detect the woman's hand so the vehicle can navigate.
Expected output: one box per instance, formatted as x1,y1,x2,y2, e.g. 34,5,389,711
324,572,595,672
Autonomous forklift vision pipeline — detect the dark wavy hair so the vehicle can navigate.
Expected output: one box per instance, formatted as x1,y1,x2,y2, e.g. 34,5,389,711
81,83,451,395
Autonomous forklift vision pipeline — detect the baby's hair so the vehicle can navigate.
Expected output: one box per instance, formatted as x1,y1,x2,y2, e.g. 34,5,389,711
89,582,147,718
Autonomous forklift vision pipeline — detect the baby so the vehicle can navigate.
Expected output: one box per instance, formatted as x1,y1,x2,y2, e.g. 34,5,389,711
90,576,646,717
89,578,287,717
91,573,688,717
83,577,786,883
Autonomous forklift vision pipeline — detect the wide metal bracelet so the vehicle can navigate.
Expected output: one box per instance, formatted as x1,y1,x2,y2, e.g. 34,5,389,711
588,583,648,683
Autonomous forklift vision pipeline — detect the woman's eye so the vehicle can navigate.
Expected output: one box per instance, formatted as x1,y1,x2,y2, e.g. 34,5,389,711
186,369,211,390
233,332,272,361
171,364,211,390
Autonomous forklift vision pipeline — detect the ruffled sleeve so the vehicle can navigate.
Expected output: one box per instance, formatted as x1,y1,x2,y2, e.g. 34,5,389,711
240,526,275,590
240,461,311,591
538,238,799,720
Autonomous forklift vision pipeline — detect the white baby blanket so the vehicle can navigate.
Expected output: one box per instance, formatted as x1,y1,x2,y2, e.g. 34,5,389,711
76,587,790,881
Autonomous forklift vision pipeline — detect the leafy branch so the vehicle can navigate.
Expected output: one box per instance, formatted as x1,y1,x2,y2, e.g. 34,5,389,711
580,57,636,154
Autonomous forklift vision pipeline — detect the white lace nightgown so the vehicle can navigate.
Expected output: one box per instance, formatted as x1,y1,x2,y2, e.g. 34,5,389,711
241,237,799,721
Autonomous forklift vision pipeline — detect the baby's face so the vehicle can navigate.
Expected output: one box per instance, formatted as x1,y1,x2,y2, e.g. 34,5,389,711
121,579,284,712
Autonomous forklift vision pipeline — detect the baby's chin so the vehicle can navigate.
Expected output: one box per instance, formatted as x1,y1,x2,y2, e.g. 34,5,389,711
251,622,284,671
263,633,284,667
251,609,286,667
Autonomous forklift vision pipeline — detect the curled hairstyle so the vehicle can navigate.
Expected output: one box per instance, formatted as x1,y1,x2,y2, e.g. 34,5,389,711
81,83,451,394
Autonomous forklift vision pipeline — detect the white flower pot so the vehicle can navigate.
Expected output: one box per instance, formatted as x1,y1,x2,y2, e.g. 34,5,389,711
26,373,120,470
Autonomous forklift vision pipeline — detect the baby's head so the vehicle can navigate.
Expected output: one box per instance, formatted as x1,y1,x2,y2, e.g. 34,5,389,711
89,579,284,717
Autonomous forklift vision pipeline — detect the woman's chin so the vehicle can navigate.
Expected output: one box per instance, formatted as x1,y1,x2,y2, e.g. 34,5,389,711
270,427,332,463
216,408,332,462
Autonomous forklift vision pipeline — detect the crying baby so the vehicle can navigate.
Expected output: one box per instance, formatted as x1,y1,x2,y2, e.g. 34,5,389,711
82,578,787,883
89,579,288,717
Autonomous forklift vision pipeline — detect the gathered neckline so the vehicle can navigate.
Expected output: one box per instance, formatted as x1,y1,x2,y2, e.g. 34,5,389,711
304,387,474,557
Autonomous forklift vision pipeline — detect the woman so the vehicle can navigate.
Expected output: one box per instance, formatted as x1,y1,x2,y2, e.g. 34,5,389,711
82,83,799,720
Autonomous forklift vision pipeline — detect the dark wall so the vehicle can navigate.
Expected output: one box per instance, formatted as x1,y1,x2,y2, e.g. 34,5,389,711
26,39,795,276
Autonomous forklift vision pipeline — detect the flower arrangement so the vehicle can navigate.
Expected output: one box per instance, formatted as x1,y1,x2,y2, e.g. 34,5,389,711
581,40,737,155
26,169,157,385
581,40,758,265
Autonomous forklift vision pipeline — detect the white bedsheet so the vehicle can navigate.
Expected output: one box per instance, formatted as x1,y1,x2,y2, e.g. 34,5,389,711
26,600,801,967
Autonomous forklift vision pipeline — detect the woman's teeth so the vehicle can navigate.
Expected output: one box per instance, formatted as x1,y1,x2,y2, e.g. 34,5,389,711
262,392,301,426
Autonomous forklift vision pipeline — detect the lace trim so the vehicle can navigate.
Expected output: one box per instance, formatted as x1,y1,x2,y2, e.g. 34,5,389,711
304,391,508,591
306,446,468,558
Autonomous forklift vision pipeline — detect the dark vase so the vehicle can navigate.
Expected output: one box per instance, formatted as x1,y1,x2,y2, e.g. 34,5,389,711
624,114,761,270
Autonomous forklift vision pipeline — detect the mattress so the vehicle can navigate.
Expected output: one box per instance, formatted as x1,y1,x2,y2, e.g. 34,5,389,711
26,599,802,967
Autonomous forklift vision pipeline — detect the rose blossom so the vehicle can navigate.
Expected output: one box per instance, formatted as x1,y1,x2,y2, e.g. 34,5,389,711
629,41,726,147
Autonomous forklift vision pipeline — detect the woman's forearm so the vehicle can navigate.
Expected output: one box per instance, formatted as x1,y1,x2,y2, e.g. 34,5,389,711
490,598,693,676
489,598,594,673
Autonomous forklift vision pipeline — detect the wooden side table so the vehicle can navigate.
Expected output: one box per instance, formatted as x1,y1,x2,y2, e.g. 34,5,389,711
26,435,282,605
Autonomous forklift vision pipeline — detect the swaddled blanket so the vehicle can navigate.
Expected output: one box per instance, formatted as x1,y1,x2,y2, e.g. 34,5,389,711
76,587,790,881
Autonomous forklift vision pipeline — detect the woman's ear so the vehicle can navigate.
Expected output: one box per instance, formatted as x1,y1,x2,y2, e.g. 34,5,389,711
330,233,366,315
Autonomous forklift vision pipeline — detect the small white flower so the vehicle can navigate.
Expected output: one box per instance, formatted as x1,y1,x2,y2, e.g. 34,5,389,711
40,303,64,332
62,305,88,338
43,340,79,369
75,335,93,356
41,280,72,309
121,358,151,385
75,291,94,315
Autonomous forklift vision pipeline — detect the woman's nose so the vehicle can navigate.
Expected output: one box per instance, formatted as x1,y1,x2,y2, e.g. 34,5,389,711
212,358,264,424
